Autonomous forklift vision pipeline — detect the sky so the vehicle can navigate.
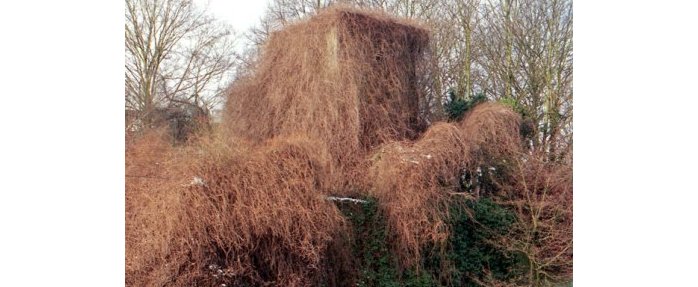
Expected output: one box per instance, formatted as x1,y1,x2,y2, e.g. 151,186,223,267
193,0,271,51
189,0,272,112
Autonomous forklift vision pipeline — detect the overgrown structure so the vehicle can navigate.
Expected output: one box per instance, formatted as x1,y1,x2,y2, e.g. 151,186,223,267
224,8,429,182
126,6,570,287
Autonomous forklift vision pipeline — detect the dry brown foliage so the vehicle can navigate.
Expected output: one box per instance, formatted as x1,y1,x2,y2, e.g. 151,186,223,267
183,136,350,286
494,153,573,285
368,123,468,267
126,6,569,286
459,102,523,163
456,101,525,198
366,103,522,267
451,103,572,286
126,129,193,286
224,6,430,189
127,132,354,286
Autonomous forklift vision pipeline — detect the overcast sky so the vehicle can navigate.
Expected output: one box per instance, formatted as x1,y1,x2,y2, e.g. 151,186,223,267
194,0,271,51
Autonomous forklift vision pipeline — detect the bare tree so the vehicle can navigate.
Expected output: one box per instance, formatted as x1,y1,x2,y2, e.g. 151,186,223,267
476,0,572,157
125,0,237,127
494,151,573,285
449,0,481,100
246,0,338,48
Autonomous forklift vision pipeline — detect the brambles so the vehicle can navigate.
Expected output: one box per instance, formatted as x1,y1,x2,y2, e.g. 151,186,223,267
126,6,571,286
223,7,431,193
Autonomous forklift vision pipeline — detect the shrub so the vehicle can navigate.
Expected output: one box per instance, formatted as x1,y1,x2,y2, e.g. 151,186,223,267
338,198,437,287
444,89,487,121
336,196,527,287
420,198,526,286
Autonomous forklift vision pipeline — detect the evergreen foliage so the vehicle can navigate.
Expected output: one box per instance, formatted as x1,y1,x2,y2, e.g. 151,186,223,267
338,197,528,286
444,89,487,121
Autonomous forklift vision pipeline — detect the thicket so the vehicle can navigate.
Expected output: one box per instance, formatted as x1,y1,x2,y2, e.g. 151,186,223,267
322,192,561,287
328,196,520,287
126,7,571,287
